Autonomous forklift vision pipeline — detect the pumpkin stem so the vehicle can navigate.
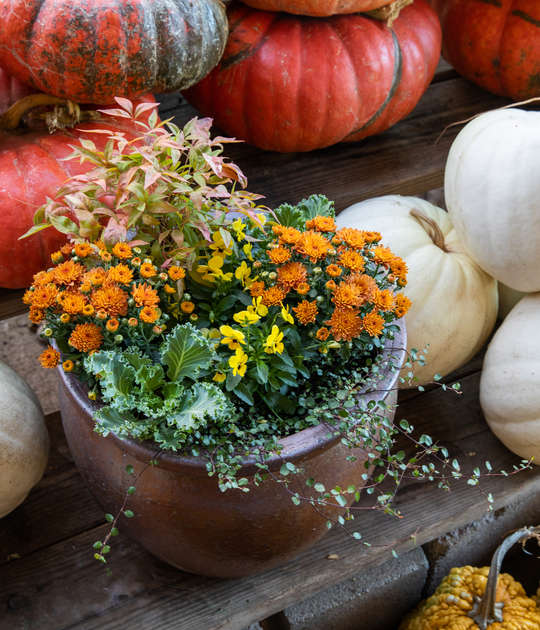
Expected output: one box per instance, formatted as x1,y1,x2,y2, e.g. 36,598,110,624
409,209,450,253
366,0,413,27
0,94,100,133
469,526,540,630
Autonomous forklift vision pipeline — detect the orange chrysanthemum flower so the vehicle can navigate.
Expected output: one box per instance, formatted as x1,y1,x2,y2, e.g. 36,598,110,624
51,250,63,264
268,246,291,265
132,282,160,308
53,260,84,286
277,262,307,290
74,242,93,258
68,323,103,353
348,273,378,302
164,284,176,294
293,300,318,325
140,262,157,278
363,231,382,243
32,270,56,286
305,215,337,232
326,309,363,341
60,244,73,256
326,264,343,278
100,251,113,262
106,318,119,332
272,224,284,236
91,285,128,317
62,360,74,372
394,294,412,318
29,284,58,309
29,307,45,324
295,231,331,262
389,256,408,281
332,283,365,310
112,242,132,259
339,250,365,272
334,228,366,250
83,267,107,287
325,280,337,291
250,281,266,298
168,265,186,280
83,304,95,316
373,289,394,311
262,286,287,307
39,346,61,368
362,310,385,337
373,246,395,266
297,282,310,295
140,306,159,323
128,317,138,327
108,264,134,284
316,327,330,341
180,301,195,314
278,226,302,246
61,292,86,314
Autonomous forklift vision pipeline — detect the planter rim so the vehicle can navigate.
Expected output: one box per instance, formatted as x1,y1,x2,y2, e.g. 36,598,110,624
59,319,406,476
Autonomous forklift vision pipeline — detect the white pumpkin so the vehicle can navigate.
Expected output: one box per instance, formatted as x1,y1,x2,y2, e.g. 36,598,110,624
0,362,49,517
480,294,540,463
336,195,498,386
445,108,540,292
498,282,525,321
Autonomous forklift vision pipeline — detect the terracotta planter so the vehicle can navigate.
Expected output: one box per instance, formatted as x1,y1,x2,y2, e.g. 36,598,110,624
58,321,406,577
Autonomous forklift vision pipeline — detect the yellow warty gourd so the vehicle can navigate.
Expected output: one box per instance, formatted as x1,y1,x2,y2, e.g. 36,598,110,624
400,565,540,630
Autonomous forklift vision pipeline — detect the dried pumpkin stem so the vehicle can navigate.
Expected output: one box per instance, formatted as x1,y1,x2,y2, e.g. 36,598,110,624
469,526,540,630
366,0,413,27
410,208,449,252
0,94,98,132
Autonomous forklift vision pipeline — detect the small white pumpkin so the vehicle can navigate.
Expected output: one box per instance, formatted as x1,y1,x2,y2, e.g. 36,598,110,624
445,108,540,292
336,195,498,386
0,362,49,517
480,293,540,463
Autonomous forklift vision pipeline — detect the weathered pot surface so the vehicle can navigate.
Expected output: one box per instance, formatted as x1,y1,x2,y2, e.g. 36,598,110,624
58,321,406,577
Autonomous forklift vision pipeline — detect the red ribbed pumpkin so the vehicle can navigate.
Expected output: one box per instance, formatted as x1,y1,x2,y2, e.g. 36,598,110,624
183,1,441,152
239,0,393,17
430,0,540,100
0,95,156,289
0,68,31,114
0,0,228,104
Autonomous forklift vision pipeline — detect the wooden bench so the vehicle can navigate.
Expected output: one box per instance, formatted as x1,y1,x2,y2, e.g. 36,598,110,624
1,61,539,630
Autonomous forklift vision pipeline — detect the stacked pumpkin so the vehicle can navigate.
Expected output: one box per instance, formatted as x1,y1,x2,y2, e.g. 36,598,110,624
0,0,230,289
183,0,442,152
429,0,540,100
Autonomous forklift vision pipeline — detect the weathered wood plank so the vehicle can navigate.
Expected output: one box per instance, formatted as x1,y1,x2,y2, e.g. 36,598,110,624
1,370,537,630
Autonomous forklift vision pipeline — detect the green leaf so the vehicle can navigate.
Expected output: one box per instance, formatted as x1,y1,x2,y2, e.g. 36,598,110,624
160,323,214,382
168,382,230,433
255,361,269,385
233,382,255,406
296,194,335,220
48,214,79,235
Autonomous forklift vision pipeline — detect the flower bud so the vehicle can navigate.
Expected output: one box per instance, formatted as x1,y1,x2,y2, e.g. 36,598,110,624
114,334,123,343
43,328,53,337
313,267,322,274
268,271,277,280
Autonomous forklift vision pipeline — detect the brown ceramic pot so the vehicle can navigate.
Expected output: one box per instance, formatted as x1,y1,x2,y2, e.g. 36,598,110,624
58,321,405,577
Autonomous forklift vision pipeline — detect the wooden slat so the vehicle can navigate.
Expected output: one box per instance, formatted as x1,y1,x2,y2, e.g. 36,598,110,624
0,289,25,322
2,368,539,630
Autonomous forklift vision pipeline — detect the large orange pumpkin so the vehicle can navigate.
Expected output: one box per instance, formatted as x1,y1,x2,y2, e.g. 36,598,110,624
430,0,540,100
0,95,156,289
239,0,393,16
184,1,441,152
0,0,228,104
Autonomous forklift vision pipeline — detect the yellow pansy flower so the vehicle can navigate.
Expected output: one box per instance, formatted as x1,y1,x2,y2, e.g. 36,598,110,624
232,218,246,241
243,243,253,261
229,348,248,377
248,296,268,317
219,325,246,350
209,229,233,256
235,261,252,286
264,325,284,354
281,305,294,325
213,372,226,383
233,310,260,326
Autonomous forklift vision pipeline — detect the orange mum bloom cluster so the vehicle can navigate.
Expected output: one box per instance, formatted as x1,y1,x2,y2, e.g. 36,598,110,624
28,241,187,373
254,216,411,347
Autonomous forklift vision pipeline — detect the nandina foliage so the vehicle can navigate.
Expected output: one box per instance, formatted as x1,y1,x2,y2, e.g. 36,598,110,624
183,1,441,152
0,68,31,114
239,0,394,17
430,0,540,100
0,96,156,289
0,0,228,104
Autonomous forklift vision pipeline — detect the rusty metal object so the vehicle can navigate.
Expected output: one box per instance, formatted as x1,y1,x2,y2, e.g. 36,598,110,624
58,322,405,577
